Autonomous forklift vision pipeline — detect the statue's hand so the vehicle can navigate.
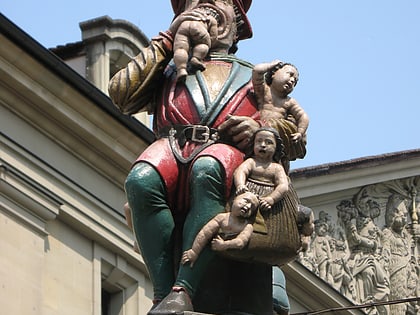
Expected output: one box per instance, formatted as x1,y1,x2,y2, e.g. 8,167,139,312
259,197,273,211
269,59,283,69
218,115,260,150
211,235,227,251
235,184,249,195
291,132,303,142
169,9,208,34
181,249,198,267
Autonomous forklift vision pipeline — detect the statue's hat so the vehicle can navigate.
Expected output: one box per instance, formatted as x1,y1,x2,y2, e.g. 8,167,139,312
170,0,253,40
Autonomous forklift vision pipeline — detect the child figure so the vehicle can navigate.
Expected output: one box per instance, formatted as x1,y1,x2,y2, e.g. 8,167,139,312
181,191,259,267
234,127,289,211
297,205,315,252
173,0,221,81
252,60,309,143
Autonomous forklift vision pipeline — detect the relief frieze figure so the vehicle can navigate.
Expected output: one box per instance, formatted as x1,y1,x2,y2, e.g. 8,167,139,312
297,176,420,315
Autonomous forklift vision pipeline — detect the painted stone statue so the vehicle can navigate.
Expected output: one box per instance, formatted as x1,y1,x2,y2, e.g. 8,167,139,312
108,1,308,314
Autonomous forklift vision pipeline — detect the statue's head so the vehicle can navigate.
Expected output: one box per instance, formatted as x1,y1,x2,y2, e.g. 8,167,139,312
297,205,315,237
265,62,299,89
231,191,259,218
385,194,408,231
246,127,284,163
171,0,252,51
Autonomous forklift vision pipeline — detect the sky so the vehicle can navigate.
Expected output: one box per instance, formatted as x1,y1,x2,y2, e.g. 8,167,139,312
2,1,420,169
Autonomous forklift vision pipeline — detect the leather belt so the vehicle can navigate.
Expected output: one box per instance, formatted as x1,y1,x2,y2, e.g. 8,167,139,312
159,125,220,164
161,125,219,147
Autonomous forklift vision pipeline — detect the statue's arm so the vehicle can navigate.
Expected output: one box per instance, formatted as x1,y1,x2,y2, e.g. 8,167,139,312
259,164,288,211
251,63,268,106
233,158,253,194
288,99,309,136
349,224,377,250
108,31,174,115
212,224,254,250
252,60,281,106
181,215,223,266
268,164,289,204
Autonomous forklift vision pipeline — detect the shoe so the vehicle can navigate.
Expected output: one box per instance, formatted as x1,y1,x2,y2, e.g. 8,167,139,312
147,287,193,315
148,299,161,312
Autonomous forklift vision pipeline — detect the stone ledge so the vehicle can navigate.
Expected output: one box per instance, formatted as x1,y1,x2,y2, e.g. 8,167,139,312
184,312,257,315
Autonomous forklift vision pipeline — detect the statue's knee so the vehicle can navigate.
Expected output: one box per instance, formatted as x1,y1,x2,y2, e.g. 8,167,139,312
190,157,222,186
125,163,161,196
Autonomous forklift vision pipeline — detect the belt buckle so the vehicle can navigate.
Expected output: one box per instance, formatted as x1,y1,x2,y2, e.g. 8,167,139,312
191,125,210,143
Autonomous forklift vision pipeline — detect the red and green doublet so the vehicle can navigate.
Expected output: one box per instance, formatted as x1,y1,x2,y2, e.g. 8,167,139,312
136,56,259,213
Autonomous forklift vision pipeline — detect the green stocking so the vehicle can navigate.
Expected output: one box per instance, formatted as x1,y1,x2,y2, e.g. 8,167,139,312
125,162,175,300
175,157,226,296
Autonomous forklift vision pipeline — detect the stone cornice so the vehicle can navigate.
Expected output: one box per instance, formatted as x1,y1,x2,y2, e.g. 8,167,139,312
291,151,420,199
0,32,147,186
0,137,147,273
0,13,154,144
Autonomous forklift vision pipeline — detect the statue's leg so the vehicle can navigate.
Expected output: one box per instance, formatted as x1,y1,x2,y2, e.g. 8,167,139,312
273,266,290,315
125,162,175,301
148,156,225,314
173,31,190,81
175,156,226,296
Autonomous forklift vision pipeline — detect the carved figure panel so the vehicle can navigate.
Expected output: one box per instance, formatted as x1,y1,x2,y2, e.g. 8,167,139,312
298,176,420,315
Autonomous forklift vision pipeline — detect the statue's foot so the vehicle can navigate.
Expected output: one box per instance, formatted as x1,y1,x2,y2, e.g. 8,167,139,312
190,57,206,71
147,287,193,315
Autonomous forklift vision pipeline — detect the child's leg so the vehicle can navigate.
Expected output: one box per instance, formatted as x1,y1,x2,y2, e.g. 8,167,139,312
190,43,209,70
189,23,211,70
173,29,190,81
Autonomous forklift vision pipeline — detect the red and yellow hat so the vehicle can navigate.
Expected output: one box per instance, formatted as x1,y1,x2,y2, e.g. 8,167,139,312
170,0,253,40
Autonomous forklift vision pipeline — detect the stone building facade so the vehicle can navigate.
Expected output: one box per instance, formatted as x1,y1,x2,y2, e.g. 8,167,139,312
0,13,154,315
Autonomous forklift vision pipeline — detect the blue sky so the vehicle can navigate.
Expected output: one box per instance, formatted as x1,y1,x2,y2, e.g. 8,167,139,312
2,1,420,169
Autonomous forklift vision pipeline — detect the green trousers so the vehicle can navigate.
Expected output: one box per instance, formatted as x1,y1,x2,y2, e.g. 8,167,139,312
273,266,290,314
125,157,225,300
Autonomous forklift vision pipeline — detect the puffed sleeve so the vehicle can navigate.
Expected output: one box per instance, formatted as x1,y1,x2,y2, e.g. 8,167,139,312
108,31,174,115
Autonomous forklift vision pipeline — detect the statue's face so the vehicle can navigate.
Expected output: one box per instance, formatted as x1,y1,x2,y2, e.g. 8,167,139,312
231,192,258,218
253,130,276,161
392,210,407,232
301,212,315,236
271,65,299,95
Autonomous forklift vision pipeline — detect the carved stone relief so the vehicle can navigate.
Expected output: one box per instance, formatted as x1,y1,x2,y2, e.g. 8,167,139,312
297,176,420,315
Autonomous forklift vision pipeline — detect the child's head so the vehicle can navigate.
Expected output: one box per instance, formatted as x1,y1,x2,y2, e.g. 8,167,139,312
314,220,328,236
297,205,314,236
265,62,299,95
248,127,285,162
231,191,259,218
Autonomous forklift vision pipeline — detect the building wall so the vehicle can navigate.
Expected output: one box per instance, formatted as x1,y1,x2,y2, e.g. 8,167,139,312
0,17,155,314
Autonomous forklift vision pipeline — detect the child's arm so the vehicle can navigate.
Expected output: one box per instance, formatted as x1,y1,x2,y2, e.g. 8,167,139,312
233,158,254,195
259,164,289,211
252,60,281,106
211,224,254,251
181,214,224,267
288,98,309,141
